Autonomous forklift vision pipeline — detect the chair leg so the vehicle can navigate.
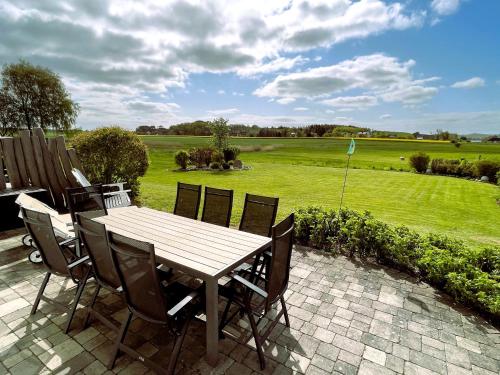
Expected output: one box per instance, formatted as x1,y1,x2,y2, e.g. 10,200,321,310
166,316,192,375
83,284,101,329
218,295,233,339
108,310,133,370
64,267,90,334
31,272,51,315
280,296,290,327
247,308,266,370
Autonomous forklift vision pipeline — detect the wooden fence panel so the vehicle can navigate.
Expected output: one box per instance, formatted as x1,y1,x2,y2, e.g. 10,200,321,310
13,138,30,187
55,137,78,187
33,128,65,209
48,138,70,190
19,130,41,187
0,142,7,190
67,148,84,173
1,138,23,189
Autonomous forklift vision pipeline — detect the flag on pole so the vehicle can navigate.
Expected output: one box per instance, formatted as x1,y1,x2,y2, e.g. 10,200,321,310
347,138,356,155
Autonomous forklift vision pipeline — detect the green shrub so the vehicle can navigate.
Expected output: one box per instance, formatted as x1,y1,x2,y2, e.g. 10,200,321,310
209,161,220,170
474,160,500,182
409,152,430,173
71,126,148,197
223,146,241,162
222,162,230,170
188,147,214,168
497,171,500,186
430,158,460,175
294,206,500,318
174,150,190,169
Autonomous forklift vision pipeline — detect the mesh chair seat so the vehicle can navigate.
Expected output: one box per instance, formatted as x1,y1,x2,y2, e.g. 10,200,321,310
66,185,108,224
21,207,92,334
107,231,204,374
220,213,294,370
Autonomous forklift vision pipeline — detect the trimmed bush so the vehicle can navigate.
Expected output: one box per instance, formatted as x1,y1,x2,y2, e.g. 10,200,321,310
71,126,148,197
294,206,500,318
409,152,430,173
209,161,220,170
174,150,189,169
223,146,241,162
430,158,460,175
222,162,230,170
188,147,214,168
475,160,500,182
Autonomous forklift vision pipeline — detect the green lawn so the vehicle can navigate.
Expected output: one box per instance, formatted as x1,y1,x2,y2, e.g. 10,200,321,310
139,136,500,248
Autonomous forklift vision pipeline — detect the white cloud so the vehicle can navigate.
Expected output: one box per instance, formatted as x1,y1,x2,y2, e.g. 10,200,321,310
237,56,308,77
431,0,461,15
322,95,378,110
255,54,439,106
451,77,485,89
314,56,322,62
293,107,309,111
232,92,245,96
217,89,226,95
207,108,239,115
198,88,206,93
276,97,296,105
326,110,336,114
380,114,392,119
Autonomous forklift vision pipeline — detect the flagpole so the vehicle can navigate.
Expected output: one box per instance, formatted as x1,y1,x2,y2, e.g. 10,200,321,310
338,153,351,212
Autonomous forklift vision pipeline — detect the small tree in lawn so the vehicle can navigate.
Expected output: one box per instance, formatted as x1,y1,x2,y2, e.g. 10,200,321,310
210,117,230,154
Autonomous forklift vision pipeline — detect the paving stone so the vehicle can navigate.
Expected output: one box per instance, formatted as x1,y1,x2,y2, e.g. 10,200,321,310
363,346,386,366
312,327,335,343
468,351,500,373
332,360,357,375
358,359,396,375
391,343,409,360
332,335,364,356
360,332,392,353
310,353,335,372
338,349,362,367
315,342,340,361
410,349,447,374
456,336,482,354
447,363,474,375
385,354,404,373
445,343,472,369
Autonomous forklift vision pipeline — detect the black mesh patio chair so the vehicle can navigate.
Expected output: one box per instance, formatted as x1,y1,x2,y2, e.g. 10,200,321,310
219,214,294,370
237,193,279,276
75,213,121,331
21,207,92,334
173,182,202,220
201,186,233,227
65,185,108,224
239,193,279,237
107,231,204,374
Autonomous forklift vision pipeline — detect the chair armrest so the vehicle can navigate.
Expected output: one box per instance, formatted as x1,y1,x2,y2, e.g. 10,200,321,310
232,275,268,299
67,255,90,269
167,291,198,317
103,190,131,196
59,237,78,247
102,182,127,191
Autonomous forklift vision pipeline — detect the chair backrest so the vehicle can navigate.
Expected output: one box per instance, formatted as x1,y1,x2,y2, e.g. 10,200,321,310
72,168,91,187
239,194,279,237
108,231,168,323
66,185,107,223
76,213,120,290
201,187,233,227
21,207,69,275
266,213,294,309
173,182,202,220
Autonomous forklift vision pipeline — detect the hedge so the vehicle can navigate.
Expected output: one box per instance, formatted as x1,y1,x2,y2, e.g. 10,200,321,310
294,206,500,319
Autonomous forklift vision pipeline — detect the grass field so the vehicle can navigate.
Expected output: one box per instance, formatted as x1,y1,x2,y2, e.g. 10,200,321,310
139,136,500,248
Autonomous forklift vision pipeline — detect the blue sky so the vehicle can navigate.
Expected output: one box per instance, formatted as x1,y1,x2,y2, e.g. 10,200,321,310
1,0,499,133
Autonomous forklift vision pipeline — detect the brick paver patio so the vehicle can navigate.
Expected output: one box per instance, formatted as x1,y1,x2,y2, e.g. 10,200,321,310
0,229,498,374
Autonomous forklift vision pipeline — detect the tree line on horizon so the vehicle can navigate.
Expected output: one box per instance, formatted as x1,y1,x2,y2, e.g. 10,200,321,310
136,121,464,140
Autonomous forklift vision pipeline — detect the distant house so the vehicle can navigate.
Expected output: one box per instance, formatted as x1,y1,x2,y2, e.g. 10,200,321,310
484,136,500,143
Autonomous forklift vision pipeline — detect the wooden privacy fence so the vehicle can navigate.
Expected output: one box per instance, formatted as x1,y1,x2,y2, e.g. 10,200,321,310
0,128,84,210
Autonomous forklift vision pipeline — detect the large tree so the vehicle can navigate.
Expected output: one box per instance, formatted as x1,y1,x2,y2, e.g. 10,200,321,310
0,60,79,134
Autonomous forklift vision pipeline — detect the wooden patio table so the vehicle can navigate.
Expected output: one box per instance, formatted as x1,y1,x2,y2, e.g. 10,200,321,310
93,205,271,366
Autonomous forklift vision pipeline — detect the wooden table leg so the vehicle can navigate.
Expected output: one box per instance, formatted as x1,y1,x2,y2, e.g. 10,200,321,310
205,278,219,366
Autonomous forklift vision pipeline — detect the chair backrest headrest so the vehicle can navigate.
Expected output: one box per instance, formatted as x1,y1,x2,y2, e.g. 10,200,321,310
108,231,168,322
21,207,68,275
66,184,107,223
239,193,279,237
266,213,294,308
173,182,202,220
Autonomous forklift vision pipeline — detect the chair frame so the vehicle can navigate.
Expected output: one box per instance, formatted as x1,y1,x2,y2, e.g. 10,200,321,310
107,231,201,374
75,213,122,332
201,186,234,227
22,207,92,334
65,184,108,224
220,214,294,370
173,182,202,220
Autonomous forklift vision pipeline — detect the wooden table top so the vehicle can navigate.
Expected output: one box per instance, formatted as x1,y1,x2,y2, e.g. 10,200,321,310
94,206,271,279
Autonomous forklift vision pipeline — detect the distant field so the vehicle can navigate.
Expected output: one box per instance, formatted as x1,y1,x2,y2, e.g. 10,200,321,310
139,136,500,248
